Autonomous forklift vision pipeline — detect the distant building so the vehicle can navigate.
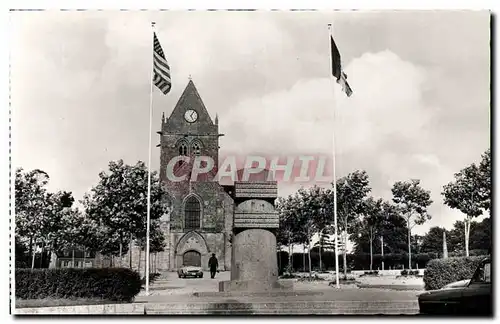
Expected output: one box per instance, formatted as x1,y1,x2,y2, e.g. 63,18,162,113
54,249,96,268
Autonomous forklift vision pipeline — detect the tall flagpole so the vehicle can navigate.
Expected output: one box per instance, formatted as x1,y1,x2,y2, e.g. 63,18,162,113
145,21,156,296
328,23,340,289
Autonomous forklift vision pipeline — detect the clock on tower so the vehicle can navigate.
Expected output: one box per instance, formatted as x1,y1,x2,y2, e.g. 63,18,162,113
184,109,198,123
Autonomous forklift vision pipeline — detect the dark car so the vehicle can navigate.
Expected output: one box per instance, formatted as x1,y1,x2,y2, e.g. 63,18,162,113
177,266,204,278
418,257,491,316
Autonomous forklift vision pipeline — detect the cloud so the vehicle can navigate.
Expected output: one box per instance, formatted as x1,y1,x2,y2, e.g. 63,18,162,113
11,11,490,234
220,48,486,234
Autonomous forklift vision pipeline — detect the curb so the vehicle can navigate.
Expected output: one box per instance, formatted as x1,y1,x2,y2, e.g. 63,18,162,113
15,300,419,315
357,284,424,291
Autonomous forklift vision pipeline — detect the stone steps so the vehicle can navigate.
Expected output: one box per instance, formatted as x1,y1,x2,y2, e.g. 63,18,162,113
15,300,420,315
143,301,419,315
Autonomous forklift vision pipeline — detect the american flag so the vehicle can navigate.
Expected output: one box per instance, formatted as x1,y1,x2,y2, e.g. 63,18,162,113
330,36,353,97
153,32,172,95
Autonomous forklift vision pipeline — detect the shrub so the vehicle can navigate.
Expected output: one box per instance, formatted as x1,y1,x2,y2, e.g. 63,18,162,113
279,273,297,279
340,275,356,281
15,268,142,302
141,272,161,284
400,269,420,276
329,275,357,286
297,274,325,282
362,270,379,276
423,256,486,290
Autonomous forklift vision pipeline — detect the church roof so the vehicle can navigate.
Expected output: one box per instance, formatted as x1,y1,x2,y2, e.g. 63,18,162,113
164,80,216,132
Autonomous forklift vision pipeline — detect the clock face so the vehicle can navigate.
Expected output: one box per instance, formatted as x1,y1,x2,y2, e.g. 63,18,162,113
184,109,198,123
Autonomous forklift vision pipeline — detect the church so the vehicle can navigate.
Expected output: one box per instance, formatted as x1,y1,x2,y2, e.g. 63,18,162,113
156,79,234,272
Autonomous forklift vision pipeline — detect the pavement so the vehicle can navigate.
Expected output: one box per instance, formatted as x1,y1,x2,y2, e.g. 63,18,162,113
131,271,421,314
137,270,229,297
15,271,423,315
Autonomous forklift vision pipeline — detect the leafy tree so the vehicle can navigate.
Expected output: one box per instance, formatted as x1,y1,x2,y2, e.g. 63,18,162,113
15,168,75,268
478,149,491,212
469,217,491,251
315,228,336,251
136,220,166,274
391,179,433,269
15,168,50,265
15,237,30,268
276,196,302,273
43,191,75,252
314,226,344,271
420,226,447,255
448,218,491,254
294,187,321,277
443,149,491,256
276,186,331,276
352,201,407,257
336,170,371,275
411,234,424,255
82,160,169,265
350,197,388,270
136,220,166,253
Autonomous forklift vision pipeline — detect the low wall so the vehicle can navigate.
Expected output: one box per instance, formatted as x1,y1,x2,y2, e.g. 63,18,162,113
351,269,425,276
294,269,426,277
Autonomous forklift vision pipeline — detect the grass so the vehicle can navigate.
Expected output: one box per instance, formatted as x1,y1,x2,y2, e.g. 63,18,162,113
15,297,136,309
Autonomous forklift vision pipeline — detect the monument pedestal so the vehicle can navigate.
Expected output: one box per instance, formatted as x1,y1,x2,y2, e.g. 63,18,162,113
219,229,289,292
219,181,291,293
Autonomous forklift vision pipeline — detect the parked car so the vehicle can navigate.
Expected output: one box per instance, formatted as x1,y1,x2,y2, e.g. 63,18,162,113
177,265,203,278
443,279,470,289
418,257,491,316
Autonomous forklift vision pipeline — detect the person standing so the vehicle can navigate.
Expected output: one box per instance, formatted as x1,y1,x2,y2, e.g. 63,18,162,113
208,253,218,279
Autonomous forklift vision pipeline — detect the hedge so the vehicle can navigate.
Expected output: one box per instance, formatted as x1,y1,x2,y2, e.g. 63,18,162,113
400,269,420,276
423,256,486,291
15,268,142,302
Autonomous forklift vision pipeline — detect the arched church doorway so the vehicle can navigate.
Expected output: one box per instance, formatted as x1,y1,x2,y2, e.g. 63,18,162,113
183,250,201,267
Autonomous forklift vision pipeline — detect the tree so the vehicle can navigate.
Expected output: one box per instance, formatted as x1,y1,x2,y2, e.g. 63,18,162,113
314,226,343,272
411,234,424,255
478,149,491,212
15,168,50,266
315,228,336,251
420,226,447,255
392,179,433,269
293,187,321,277
82,160,170,264
136,220,166,274
442,152,489,256
276,196,302,274
15,237,30,268
351,202,407,256
469,217,491,251
15,168,75,268
350,197,388,270
336,170,371,275
276,186,331,276
42,191,75,258
448,218,491,254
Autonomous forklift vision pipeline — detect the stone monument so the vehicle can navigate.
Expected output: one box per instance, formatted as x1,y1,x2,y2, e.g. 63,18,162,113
443,231,448,259
219,170,288,292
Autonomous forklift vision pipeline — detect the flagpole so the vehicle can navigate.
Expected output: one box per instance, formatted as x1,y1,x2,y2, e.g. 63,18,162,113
145,21,156,296
328,23,340,289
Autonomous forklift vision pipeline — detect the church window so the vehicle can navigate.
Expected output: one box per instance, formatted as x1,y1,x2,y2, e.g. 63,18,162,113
184,196,201,230
192,142,201,156
179,143,188,156
177,142,188,167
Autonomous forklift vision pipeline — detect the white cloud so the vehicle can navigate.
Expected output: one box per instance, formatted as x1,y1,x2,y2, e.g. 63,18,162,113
11,11,490,235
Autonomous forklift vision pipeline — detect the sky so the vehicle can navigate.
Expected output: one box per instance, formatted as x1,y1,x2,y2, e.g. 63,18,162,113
10,10,490,236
